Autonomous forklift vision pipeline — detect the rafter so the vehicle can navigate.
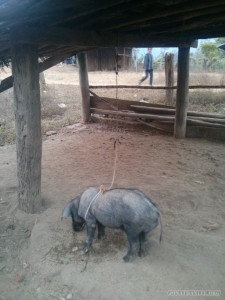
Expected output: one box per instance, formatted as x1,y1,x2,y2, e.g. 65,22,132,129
1,0,225,62
10,26,197,49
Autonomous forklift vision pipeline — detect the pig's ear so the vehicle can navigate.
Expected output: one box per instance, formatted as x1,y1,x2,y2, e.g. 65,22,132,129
62,202,73,217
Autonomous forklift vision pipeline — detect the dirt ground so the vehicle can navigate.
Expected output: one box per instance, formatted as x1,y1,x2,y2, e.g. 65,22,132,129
0,65,225,299
0,122,225,300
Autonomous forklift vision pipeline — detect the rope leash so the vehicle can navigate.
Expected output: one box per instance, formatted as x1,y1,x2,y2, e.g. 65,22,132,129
84,139,121,219
84,190,102,220
84,46,121,220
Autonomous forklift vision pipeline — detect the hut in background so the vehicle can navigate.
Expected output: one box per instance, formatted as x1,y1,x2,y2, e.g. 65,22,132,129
86,48,132,71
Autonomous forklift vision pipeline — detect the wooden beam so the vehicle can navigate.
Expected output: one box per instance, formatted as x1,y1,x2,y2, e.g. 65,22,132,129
9,26,197,48
0,53,73,93
89,84,225,89
130,105,225,119
90,95,174,111
187,119,225,129
92,108,225,129
78,52,90,123
90,85,176,89
91,108,175,121
174,47,190,138
11,41,42,213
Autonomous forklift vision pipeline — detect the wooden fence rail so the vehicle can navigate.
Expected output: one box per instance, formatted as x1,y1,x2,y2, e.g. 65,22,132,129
90,95,225,132
89,84,225,89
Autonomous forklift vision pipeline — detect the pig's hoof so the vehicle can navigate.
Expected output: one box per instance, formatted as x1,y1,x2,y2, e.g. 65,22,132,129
98,234,105,241
138,249,147,257
123,254,131,262
82,244,90,254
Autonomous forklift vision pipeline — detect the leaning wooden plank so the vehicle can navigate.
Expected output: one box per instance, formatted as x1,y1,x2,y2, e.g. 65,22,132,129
189,116,225,124
0,76,12,93
187,119,225,128
89,90,118,110
138,119,173,133
0,53,74,93
91,108,225,129
186,111,225,119
131,105,225,119
131,105,175,114
90,95,174,111
91,108,175,121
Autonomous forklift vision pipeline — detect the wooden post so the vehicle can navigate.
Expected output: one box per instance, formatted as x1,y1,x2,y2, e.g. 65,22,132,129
174,47,190,138
11,42,42,213
165,53,174,105
78,52,91,123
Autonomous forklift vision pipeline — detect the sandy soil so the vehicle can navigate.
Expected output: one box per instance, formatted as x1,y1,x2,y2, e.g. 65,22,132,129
0,122,225,300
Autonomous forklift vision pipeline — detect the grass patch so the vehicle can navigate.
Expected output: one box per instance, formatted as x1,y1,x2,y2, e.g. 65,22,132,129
189,90,225,113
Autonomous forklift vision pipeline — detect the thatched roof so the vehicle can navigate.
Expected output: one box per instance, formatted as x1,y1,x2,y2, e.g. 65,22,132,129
1,0,225,63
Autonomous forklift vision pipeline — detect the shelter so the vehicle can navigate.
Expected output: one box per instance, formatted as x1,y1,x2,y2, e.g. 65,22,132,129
0,0,225,213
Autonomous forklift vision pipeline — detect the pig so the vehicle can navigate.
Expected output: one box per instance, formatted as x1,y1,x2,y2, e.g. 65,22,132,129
63,187,162,262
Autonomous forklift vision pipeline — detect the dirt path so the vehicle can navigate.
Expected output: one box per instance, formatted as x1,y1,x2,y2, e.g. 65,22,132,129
0,124,224,300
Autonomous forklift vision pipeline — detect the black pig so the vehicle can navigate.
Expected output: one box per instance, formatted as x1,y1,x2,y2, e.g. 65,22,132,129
63,187,162,262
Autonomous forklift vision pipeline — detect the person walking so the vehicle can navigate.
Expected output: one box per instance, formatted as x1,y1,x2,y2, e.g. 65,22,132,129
139,48,154,86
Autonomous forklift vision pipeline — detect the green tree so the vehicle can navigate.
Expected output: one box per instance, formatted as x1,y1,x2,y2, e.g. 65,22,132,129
200,42,219,69
200,38,225,70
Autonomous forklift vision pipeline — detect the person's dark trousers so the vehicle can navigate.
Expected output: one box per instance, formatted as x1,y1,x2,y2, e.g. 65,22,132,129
149,69,153,85
139,69,153,85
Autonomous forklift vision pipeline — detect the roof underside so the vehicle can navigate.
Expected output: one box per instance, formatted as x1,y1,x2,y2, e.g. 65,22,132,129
1,0,225,63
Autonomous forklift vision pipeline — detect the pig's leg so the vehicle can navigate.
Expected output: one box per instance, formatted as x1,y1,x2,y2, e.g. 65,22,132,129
123,225,139,262
83,224,96,253
97,221,105,240
138,232,147,257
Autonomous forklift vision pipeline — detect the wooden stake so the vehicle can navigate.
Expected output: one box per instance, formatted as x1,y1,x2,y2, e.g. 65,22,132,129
78,52,91,123
165,53,174,105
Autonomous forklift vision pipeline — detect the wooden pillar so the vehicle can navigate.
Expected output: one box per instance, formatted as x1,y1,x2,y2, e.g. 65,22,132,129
174,47,190,138
78,52,91,123
11,42,42,213
165,53,174,105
